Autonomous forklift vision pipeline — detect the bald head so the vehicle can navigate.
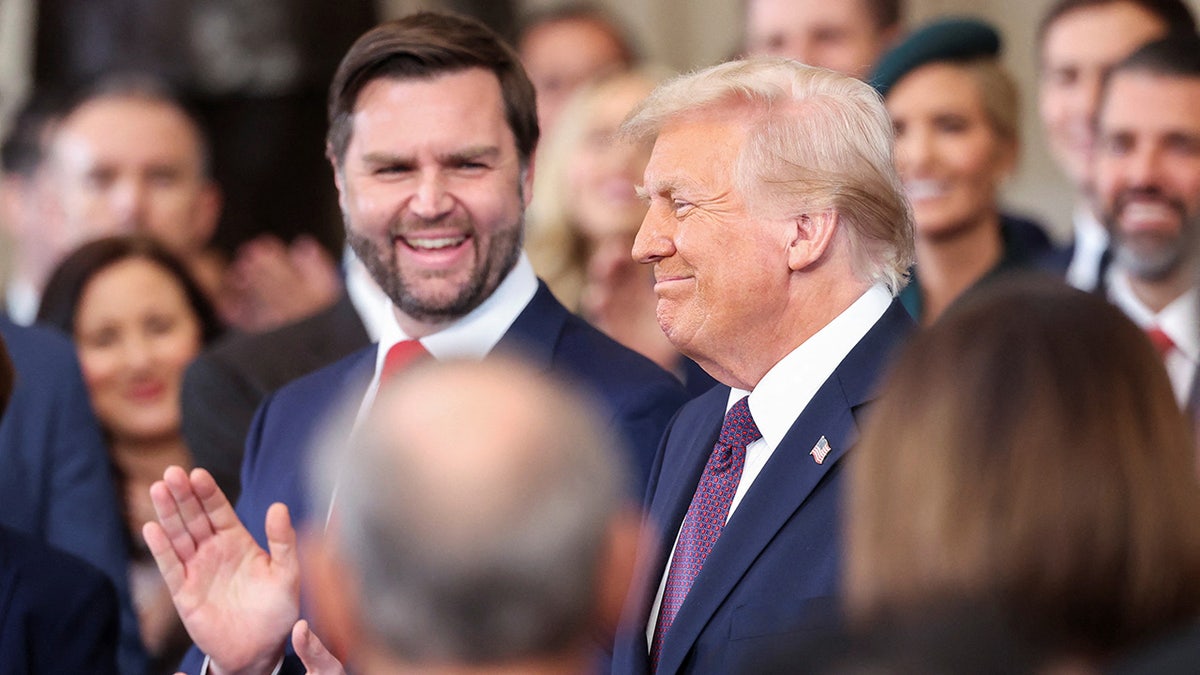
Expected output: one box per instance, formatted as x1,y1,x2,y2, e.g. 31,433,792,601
309,357,633,667
361,359,623,553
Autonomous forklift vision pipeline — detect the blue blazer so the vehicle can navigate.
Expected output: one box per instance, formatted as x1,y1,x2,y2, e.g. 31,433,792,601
0,316,146,675
0,525,119,674
180,283,689,673
612,301,913,675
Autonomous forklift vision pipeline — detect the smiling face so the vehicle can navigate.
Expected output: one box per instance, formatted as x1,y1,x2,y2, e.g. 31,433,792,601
1095,71,1200,282
744,0,892,79
1038,2,1168,193
333,69,531,333
49,96,219,259
632,109,794,386
566,77,655,242
888,63,1014,241
75,257,203,443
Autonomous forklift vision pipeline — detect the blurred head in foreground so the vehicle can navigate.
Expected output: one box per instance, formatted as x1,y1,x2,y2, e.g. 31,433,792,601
305,357,642,674
848,277,1200,665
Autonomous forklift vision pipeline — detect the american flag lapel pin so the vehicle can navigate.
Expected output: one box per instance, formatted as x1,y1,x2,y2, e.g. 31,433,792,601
810,436,831,464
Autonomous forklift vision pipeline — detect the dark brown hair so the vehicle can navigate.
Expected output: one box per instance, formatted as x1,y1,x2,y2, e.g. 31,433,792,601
516,2,640,64
1037,0,1196,56
848,276,1200,661
326,11,538,169
37,234,223,345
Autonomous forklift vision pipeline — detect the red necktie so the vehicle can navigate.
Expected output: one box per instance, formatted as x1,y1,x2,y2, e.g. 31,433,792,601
381,339,430,380
650,396,760,671
1146,326,1175,360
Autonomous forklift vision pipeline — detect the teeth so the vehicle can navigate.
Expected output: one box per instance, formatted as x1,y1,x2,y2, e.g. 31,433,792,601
1123,202,1174,221
904,180,949,201
404,236,466,250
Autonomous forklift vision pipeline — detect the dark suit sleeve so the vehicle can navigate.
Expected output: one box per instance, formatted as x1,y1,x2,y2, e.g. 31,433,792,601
0,527,120,675
608,378,691,495
0,321,147,675
181,352,263,504
41,370,142,675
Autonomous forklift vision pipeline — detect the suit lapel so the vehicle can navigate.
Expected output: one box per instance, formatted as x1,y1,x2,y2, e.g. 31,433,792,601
646,391,728,583
621,391,724,674
655,301,912,674
491,282,565,370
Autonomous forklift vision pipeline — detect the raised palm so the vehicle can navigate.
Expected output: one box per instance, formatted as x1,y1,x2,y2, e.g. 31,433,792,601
144,466,300,675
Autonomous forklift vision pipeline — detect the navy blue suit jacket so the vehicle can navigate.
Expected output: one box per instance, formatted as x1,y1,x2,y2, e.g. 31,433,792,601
0,525,119,674
0,317,145,675
180,282,689,673
612,301,913,675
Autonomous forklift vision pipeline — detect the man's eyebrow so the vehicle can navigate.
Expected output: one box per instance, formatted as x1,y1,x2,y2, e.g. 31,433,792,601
440,146,501,163
358,146,502,166
361,151,413,166
641,176,695,198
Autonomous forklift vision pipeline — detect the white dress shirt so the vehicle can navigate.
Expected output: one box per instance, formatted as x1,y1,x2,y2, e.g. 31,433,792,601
1107,271,1199,407
645,284,893,648
357,252,538,416
342,247,391,342
4,278,38,326
1066,204,1110,292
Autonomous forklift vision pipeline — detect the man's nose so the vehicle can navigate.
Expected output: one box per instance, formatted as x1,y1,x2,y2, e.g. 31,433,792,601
409,171,453,220
110,179,148,230
632,207,676,264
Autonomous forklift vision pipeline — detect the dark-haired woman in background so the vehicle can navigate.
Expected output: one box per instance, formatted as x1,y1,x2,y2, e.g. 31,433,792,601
38,234,222,673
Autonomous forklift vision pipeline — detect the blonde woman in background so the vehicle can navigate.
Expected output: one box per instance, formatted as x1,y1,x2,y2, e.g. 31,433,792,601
526,68,716,396
872,18,1058,324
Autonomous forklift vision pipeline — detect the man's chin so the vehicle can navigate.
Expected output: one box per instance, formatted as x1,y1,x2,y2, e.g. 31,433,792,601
1115,240,1183,281
390,281,488,323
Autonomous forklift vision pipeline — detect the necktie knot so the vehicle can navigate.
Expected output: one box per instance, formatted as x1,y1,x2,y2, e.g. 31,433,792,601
1146,326,1175,359
382,339,430,381
718,396,761,448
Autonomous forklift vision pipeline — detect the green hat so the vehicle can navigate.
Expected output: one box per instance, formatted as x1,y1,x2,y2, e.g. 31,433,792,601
870,17,1001,97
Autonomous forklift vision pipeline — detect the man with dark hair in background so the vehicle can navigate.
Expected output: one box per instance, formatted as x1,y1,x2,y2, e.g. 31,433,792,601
1093,33,1200,410
1036,0,1196,291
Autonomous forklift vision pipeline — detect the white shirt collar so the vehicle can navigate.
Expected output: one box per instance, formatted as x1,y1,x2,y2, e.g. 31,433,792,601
726,284,892,449
343,247,391,342
372,253,539,378
1107,271,1200,363
5,278,38,326
1067,204,1110,292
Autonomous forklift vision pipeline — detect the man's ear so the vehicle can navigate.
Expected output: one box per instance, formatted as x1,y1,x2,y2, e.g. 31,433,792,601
326,143,347,205
787,210,839,272
300,527,361,663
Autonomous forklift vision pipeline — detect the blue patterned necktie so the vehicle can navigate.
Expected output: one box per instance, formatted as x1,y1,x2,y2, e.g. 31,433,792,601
650,396,761,671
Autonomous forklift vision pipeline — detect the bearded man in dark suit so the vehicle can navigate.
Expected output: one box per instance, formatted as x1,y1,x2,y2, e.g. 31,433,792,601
144,12,688,675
